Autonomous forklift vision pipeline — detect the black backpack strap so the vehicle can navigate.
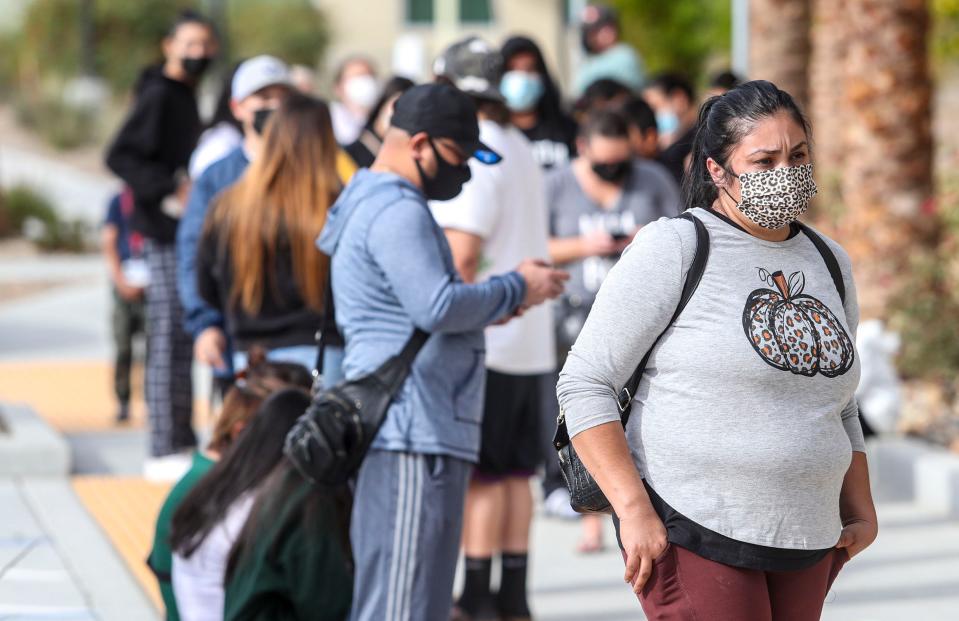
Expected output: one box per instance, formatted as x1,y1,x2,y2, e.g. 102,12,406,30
397,329,430,365
618,212,710,420
795,222,846,304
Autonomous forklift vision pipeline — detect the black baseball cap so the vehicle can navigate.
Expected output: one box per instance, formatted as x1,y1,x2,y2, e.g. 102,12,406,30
390,83,501,164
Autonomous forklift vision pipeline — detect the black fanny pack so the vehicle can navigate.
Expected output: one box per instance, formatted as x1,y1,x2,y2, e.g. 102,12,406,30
284,327,429,485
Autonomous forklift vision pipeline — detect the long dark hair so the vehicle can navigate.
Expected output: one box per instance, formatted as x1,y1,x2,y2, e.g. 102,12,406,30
501,36,568,126
682,80,811,211
205,61,243,133
363,76,415,133
170,388,311,558
225,460,352,583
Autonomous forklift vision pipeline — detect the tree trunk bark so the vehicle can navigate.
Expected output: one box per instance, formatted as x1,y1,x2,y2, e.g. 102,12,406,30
839,0,934,319
809,0,847,203
749,0,811,109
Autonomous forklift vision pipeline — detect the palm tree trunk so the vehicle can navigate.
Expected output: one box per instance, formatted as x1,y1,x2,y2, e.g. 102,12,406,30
839,0,934,319
749,0,811,109
809,0,847,202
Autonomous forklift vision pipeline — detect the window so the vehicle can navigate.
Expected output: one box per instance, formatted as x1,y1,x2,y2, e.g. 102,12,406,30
407,0,434,24
459,0,492,23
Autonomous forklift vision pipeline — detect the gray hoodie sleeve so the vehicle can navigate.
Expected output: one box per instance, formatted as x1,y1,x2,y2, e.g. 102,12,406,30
557,218,693,438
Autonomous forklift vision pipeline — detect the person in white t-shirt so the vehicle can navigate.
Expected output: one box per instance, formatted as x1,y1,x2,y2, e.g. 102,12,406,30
431,38,567,621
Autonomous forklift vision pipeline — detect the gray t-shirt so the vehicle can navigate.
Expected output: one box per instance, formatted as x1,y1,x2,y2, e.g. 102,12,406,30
548,159,680,348
557,208,865,550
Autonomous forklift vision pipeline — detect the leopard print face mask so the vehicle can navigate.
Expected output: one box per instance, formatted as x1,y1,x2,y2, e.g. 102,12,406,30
724,164,817,230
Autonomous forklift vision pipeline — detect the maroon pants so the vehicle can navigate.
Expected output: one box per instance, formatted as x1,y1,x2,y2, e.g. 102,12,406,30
628,544,849,621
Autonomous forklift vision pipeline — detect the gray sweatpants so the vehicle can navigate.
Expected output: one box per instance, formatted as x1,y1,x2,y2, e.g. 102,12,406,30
349,449,471,621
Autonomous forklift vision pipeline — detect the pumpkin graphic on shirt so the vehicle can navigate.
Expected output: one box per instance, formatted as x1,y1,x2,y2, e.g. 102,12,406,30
742,268,855,377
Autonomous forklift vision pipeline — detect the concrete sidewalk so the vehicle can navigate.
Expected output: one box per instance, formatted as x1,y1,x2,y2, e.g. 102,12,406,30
0,477,158,621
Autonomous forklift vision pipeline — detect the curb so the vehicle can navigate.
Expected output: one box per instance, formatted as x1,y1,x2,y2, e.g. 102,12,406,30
0,401,70,476
871,436,959,516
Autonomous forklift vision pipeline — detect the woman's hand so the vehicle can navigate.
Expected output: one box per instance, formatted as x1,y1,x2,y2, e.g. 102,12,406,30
619,509,668,594
837,451,879,559
835,517,878,558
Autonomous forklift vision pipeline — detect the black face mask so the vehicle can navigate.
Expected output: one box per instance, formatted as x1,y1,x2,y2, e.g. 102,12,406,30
591,159,632,184
414,138,472,201
181,56,212,79
252,107,275,135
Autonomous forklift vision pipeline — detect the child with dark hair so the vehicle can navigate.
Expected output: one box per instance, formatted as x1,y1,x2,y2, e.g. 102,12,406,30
223,460,352,621
148,355,310,621
167,384,311,621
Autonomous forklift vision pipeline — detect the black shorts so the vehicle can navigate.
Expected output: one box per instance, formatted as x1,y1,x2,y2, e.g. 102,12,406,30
476,370,542,479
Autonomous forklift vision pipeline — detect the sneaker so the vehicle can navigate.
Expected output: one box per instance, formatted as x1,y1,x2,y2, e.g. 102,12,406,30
143,452,193,482
542,488,579,520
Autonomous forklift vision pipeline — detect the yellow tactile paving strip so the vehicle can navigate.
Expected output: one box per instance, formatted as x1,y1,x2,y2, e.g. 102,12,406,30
0,361,212,432
73,476,171,611
0,361,148,431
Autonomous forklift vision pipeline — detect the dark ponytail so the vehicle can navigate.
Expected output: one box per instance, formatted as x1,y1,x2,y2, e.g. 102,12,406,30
681,80,811,211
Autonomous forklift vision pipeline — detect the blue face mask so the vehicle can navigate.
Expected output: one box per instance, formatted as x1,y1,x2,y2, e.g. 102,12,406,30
656,111,680,135
500,71,545,112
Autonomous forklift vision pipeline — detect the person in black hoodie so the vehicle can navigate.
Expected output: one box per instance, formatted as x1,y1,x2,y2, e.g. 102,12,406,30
105,10,219,479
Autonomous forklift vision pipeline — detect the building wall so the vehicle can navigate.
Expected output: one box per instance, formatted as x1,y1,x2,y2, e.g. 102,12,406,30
315,0,570,91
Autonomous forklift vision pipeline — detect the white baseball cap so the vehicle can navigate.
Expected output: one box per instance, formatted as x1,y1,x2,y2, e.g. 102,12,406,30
231,55,294,102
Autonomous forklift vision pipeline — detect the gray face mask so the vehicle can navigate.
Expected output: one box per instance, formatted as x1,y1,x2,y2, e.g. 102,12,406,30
723,163,818,230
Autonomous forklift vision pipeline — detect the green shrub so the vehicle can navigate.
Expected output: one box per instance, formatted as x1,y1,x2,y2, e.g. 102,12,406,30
14,92,99,150
888,174,959,380
0,185,58,235
15,0,328,96
227,0,330,67
0,184,92,252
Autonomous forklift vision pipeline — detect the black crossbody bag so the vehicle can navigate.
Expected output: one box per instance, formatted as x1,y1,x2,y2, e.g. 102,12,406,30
552,212,847,514
284,277,430,486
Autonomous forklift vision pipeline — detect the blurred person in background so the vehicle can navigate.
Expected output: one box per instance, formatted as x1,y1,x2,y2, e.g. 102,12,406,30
189,62,243,180
197,94,340,373
707,69,744,98
330,55,379,145
224,431,353,620
290,64,318,94
432,37,565,621
345,76,415,169
544,108,680,551
643,72,698,184
573,78,633,122
102,188,147,424
500,36,578,170
178,55,295,387
105,9,219,480
170,385,311,621
618,96,660,161
574,4,644,96
148,356,312,621
317,83,567,621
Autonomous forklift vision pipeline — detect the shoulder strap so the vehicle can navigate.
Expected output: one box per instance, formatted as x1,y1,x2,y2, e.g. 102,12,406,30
618,211,709,420
795,222,846,304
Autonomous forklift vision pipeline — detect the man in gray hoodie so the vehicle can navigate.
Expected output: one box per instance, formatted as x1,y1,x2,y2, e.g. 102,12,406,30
317,83,567,621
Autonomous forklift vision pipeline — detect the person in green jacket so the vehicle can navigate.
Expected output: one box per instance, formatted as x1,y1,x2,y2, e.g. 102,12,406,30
147,354,312,620
224,461,353,621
